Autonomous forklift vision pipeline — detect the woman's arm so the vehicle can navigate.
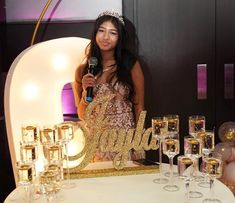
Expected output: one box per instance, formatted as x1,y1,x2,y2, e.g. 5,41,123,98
74,64,87,120
74,62,97,120
131,61,145,122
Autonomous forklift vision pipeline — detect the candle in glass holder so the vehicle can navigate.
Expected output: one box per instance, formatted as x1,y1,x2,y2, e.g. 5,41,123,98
197,130,214,156
40,125,58,144
16,161,34,185
45,144,63,162
22,124,38,143
164,115,179,133
189,115,205,137
40,170,60,194
184,136,202,158
178,156,195,178
20,142,37,162
46,161,63,182
152,117,168,137
58,122,74,142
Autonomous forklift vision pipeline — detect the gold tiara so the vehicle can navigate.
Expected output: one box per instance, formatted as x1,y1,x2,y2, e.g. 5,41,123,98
98,10,125,25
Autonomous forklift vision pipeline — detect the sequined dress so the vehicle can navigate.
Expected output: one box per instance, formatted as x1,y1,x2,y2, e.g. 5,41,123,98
90,79,144,162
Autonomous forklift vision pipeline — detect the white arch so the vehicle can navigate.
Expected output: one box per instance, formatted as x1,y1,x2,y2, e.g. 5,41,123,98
4,37,90,182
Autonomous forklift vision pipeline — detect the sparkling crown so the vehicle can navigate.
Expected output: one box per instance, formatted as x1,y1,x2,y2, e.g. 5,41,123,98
98,10,125,25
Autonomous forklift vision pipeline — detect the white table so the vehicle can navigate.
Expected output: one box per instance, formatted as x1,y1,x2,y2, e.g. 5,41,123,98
5,172,234,203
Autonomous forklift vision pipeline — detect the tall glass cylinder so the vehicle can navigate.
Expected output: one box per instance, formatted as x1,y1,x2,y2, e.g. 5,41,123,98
184,135,203,198
189,115,205,137
197,130,215,157
40,170,60,202
21,124,39,144
57,121,76,189
164,114,179,134
152,117,168,184
164,114,179,177
202,153,223,203
178,155,195,202
20,142,38,163
16,161,35,203
40,125,59,145
197,130,215,188
162,133,180,192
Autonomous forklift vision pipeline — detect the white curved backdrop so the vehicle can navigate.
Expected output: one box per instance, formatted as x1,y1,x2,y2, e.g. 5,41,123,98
4,37,90,182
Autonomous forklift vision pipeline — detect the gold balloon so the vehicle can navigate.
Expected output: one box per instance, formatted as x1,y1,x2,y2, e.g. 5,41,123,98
225,130,235,142
218,122,235,142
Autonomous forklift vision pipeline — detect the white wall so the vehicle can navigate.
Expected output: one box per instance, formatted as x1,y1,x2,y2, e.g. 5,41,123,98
5,0,122,22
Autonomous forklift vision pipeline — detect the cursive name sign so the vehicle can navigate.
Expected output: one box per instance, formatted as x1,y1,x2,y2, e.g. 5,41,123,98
71,94,158,171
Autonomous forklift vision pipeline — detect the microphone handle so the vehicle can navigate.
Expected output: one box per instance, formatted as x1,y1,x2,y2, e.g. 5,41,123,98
85,65,95,103
85,87,93,103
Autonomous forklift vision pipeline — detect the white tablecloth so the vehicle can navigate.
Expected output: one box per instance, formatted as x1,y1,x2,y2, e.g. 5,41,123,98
5,172,234,203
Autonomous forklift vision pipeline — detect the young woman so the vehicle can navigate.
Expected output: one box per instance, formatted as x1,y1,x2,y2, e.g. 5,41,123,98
74,11,145,161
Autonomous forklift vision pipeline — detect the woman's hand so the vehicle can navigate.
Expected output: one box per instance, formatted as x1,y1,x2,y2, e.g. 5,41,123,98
81,73,96,91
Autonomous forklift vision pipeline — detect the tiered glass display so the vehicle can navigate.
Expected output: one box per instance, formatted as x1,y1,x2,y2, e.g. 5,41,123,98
14,122,76,202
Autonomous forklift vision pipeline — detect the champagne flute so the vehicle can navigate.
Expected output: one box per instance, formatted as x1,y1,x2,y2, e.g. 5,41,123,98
178,155,195,203
152,117,168,184
202,153,223,203
197,130,215,188
162,133,180,191
184,135,203,198
58,121,76,189
164,114,179,177
189,115,205,137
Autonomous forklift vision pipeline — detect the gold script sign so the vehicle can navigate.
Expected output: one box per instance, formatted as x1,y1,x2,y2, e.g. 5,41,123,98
70,94,158,171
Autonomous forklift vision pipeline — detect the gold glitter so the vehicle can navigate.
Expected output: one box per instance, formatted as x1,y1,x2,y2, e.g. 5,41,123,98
65,93,159,176
67,165,159,179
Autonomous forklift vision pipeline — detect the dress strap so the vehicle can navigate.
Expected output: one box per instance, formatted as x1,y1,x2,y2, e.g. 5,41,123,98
110,75,118,87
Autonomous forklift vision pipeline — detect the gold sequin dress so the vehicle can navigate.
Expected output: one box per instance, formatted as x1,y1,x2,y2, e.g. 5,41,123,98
90,80,145,162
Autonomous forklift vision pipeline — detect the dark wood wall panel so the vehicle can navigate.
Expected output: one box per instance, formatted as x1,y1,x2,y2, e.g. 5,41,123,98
216,0,235,129
124,0,216,160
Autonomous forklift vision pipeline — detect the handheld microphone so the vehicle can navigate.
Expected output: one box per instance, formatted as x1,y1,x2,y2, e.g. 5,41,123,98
85,57,98,103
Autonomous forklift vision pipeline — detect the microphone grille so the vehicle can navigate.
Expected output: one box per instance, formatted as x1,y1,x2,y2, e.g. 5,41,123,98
88,57,98,66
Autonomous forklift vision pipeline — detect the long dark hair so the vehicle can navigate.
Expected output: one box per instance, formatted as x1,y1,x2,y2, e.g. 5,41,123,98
85,14,140,101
